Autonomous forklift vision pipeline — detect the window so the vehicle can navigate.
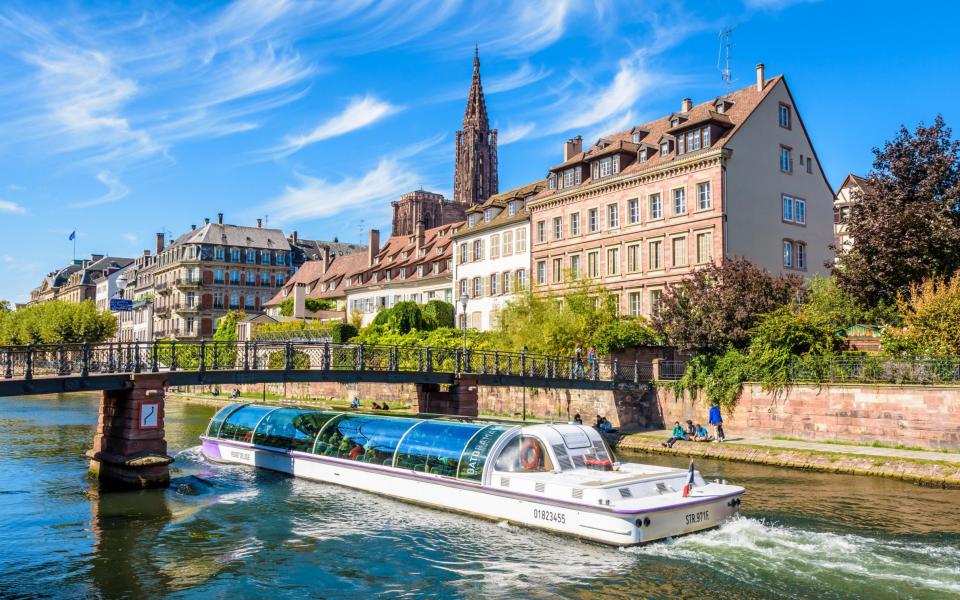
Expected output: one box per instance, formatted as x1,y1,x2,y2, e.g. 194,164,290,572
537,221,546,243
632,131,641,143
515,228,527,253
697,182,712,210
459,278,468,297
503,230,514,256
796,241,807,269
475,239,486,261
231,248,240,262
649,193,662,220
685,129,701,153
806,157,813,174
783,240,793,267
795,198,806,225
639,149,648,163
553,217,563,240
552,258,562,283
782,196,794,222
650,289,663,315
605,204,619,228
468,214,477,227
570,254,581,278
490,234,500,259
629,292,642,317
186,317,195,333
502,271,512,294
230,270,240,284
673,188,686,215
570,212,580,236
660,142,669,156
214,269,224,284
628,198,640,224
276,274,284,286
597,156,619,178
230,292,240,309
215,247,225,261
779,103,791,129
261,273,270,286
484,208,492,223
607,247,619,275
516,269,527,290
587,251,599,278
703,126,711,147
588,208,599,232
472,277,482,297
696,232,713,264
459,243,469,264
672,237,687,267
627,244,640,272
536,261,546,285
548,174,557,189
508,202,517,216
648,240,663,270
247,249,255,263
490,274,498,295
780,146,793,173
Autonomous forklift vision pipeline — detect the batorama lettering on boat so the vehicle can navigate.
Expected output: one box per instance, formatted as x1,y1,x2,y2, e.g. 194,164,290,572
201,405,744,545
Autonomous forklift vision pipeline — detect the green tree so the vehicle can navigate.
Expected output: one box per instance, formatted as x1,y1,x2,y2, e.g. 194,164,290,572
592,318,659,355
882,273,960,357
387,301,424,333
277,297,335,316
422,300,455,329
833,116,960,308
0,300,117,344
654,257,803,352
329,322,357,344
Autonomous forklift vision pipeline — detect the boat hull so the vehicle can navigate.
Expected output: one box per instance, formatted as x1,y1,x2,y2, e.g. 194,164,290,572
201,437,741,546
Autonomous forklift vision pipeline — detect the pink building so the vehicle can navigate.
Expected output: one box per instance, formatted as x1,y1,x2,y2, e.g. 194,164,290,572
528,64,834,317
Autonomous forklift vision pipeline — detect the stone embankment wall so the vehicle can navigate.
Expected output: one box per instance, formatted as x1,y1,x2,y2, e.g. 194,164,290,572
654,383,960,450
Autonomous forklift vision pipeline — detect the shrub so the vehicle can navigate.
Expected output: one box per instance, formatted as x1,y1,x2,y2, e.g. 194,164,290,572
330,322,358,344
387,301,424,333
422,300,455,329
593,318,660,355
277,297,335,316
883,273,960,357
267,349,311,369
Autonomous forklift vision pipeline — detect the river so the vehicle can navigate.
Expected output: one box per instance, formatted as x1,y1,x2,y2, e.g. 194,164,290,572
1,394,958,599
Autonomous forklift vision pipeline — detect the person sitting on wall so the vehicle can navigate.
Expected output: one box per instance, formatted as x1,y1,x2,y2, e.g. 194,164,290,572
694,423,711,442
595,414,604,428
350,398,361,409
599,417,618,434
685,420,697,438
662,421,686,448
573,413,583,424
381,402,390,411
371,402,382,410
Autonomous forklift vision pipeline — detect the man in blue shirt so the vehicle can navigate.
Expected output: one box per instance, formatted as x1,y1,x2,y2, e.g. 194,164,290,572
709,404,725,442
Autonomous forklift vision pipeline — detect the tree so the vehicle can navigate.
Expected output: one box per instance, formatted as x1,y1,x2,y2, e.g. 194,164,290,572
422,300,455,329
653,257,804,351
277,297,334,316
329,322,357,344
803,275,900,328
0,300,117,344
882,273,960,357
386,301,424,333
592,318,659,355
833,115,960,307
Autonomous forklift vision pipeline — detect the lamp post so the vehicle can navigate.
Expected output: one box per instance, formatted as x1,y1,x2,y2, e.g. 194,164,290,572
459,292,469,357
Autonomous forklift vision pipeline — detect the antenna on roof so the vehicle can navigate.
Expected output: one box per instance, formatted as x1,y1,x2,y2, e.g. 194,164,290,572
718,27,735,93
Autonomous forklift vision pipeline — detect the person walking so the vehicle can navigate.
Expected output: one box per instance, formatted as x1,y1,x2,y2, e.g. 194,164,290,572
709,403,725,442
586,346,598,379
574,343,585,379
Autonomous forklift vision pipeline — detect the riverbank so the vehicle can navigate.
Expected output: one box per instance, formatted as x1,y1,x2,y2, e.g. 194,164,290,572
615,430,960,489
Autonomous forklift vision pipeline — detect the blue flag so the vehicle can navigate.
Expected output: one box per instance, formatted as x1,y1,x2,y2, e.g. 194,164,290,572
68,230,76,241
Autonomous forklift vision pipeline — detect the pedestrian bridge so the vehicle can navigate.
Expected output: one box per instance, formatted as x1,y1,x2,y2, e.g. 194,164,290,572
0,340,652,397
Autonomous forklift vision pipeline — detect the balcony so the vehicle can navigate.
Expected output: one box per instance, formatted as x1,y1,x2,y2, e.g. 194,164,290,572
155,281,170,292
172,303,200,313
175,278,202,288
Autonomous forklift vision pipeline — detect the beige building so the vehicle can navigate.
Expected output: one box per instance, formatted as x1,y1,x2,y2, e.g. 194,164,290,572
152,214,293,339
529,64,834,317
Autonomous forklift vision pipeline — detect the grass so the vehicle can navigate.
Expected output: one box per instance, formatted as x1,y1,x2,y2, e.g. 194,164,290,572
770,435,957,454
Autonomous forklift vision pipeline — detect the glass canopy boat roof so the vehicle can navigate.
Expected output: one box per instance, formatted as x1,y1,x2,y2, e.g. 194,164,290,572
205,404,515,482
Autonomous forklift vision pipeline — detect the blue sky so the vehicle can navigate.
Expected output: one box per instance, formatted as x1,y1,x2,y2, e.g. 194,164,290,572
0,0,958,303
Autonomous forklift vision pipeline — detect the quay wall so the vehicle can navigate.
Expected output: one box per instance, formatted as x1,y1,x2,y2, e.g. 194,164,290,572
653,383,960,450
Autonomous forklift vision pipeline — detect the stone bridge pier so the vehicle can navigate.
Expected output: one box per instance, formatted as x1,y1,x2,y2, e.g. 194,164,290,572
416,376,479,417
87,373,173,488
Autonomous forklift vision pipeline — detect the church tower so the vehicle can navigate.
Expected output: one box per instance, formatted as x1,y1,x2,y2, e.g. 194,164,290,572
454,48,498,205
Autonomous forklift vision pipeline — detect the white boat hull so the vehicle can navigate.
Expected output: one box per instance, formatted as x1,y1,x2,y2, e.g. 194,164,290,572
202,437,741,546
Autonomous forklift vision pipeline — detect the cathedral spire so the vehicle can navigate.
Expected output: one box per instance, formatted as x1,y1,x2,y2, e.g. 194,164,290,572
454,48,498,205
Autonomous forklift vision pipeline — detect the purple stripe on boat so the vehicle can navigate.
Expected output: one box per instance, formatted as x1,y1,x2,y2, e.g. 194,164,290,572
201,438,222,460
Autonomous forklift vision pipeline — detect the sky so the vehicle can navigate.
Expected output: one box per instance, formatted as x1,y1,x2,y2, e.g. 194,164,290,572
0,0,958,303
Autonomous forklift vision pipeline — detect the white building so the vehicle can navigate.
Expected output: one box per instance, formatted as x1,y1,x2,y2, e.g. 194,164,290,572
95,263,135,342
453,181,544,330
833,173,870,259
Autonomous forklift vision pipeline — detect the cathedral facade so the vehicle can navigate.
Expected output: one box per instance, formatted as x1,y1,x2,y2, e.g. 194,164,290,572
390,48,498,237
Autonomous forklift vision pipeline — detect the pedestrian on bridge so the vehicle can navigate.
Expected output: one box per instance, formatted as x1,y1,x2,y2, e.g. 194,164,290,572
574,344,585,379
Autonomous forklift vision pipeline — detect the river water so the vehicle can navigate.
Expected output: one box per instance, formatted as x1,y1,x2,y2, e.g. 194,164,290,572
1,394,958,599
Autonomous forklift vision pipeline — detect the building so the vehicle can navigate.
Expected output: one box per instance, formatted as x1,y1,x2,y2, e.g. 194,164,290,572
528,64,834,317
833,173,870,256
152,213,293,339
95,262,135,342
452,180,545,330
345,225,458,326
264,243,369,318
29,263,81,304
390,49,497,237
57,255,134,305
288,231,365,266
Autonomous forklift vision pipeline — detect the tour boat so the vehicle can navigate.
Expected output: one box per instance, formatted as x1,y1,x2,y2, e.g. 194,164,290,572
200,404,744,546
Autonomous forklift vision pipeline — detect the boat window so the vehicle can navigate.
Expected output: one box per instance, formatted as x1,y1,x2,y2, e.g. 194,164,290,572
395,421,483,476
218,405,275,443
457,425,511,482
493,435,554,473
206,403,243,437
252,409,338,451
548,424,592,449
314,414,416,465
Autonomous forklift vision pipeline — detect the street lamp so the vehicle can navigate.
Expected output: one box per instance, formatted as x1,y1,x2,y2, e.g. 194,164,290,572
459,292,469,355
115,275,128,298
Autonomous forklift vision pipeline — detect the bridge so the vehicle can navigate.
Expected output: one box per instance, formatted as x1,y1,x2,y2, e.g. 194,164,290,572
0,341,654,489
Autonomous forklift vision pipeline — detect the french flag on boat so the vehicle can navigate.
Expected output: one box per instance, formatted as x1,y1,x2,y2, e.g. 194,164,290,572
682,461,695,498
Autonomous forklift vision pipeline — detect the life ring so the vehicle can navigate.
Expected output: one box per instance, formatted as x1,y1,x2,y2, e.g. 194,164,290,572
519,439,541,471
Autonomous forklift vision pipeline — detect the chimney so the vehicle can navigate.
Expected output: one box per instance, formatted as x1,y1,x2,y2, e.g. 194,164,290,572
292,283,307,319
217,212,224,225
563,136,583,161
416,221,425,248
756,63,765,92
256,218,262,228
322,245,332,274
143,250,151,257
156,232,165,254
204,218,210,225
291,230,299,244
191,224,196,230
368,229,380,267
681,97,693,112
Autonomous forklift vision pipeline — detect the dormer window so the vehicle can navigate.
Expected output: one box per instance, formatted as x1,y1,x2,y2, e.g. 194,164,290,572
638,149,648,163
592,155,620,179
670,117,680,127
632,132,641,143
548,173,557,189
419,248,426,257
508,201,516,216
660,142,670,156
468,214,477,227
484,208,492,222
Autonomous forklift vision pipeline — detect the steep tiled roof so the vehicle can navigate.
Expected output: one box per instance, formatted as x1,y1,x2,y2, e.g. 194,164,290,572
533,75,785,202
171,223,291,251
344,222,461,292
293,238,366,261
456,179,545,237
266,250,370,304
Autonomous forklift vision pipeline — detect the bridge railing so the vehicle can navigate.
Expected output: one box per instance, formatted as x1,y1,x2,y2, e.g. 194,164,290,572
0,341,654,386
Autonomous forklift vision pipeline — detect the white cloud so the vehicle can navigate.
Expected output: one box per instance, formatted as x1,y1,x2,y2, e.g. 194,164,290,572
485,63,552,94
479,0,574,56
70,171,130,209
7,184,25,192
553,55,653,133
264,158,421,224
121,233,137,243
275,96,400,156
0,200,26,214
743,0,819,10
498,122,536,145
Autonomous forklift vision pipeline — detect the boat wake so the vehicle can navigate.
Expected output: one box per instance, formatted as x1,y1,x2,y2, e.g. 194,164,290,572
625,516,960,598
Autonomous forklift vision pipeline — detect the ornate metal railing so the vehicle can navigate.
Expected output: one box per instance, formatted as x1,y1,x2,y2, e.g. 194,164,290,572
0,341,653,386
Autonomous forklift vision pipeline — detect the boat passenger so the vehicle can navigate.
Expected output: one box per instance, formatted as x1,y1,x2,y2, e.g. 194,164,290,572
348,443,364,460
694,423,711,442
662,421,686,448
709,403,725,442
